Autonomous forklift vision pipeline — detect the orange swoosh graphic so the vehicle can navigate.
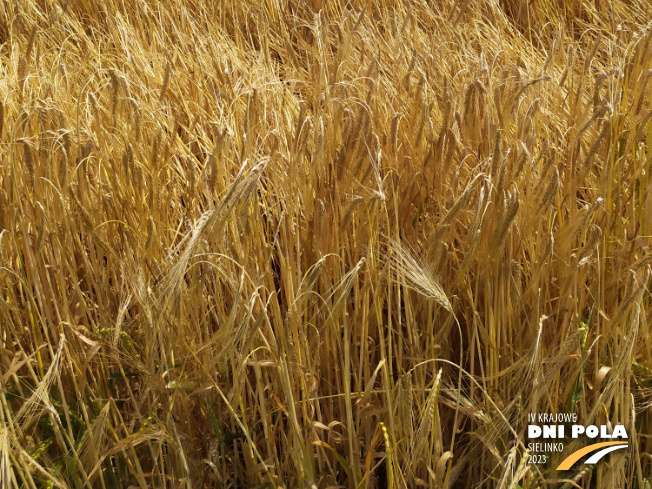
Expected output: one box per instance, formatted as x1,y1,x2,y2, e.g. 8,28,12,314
556,441,628,470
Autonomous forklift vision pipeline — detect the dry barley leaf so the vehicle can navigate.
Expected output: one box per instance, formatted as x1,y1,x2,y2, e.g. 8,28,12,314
357,359,386,406
435,451,454,486
595,366,611,392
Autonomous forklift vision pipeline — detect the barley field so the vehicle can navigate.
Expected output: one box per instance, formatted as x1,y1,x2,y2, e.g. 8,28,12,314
1,0,652,488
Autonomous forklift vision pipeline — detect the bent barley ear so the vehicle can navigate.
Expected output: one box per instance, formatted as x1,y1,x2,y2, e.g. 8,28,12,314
21,139,35,189
537,166,559,213
160,58,172,101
